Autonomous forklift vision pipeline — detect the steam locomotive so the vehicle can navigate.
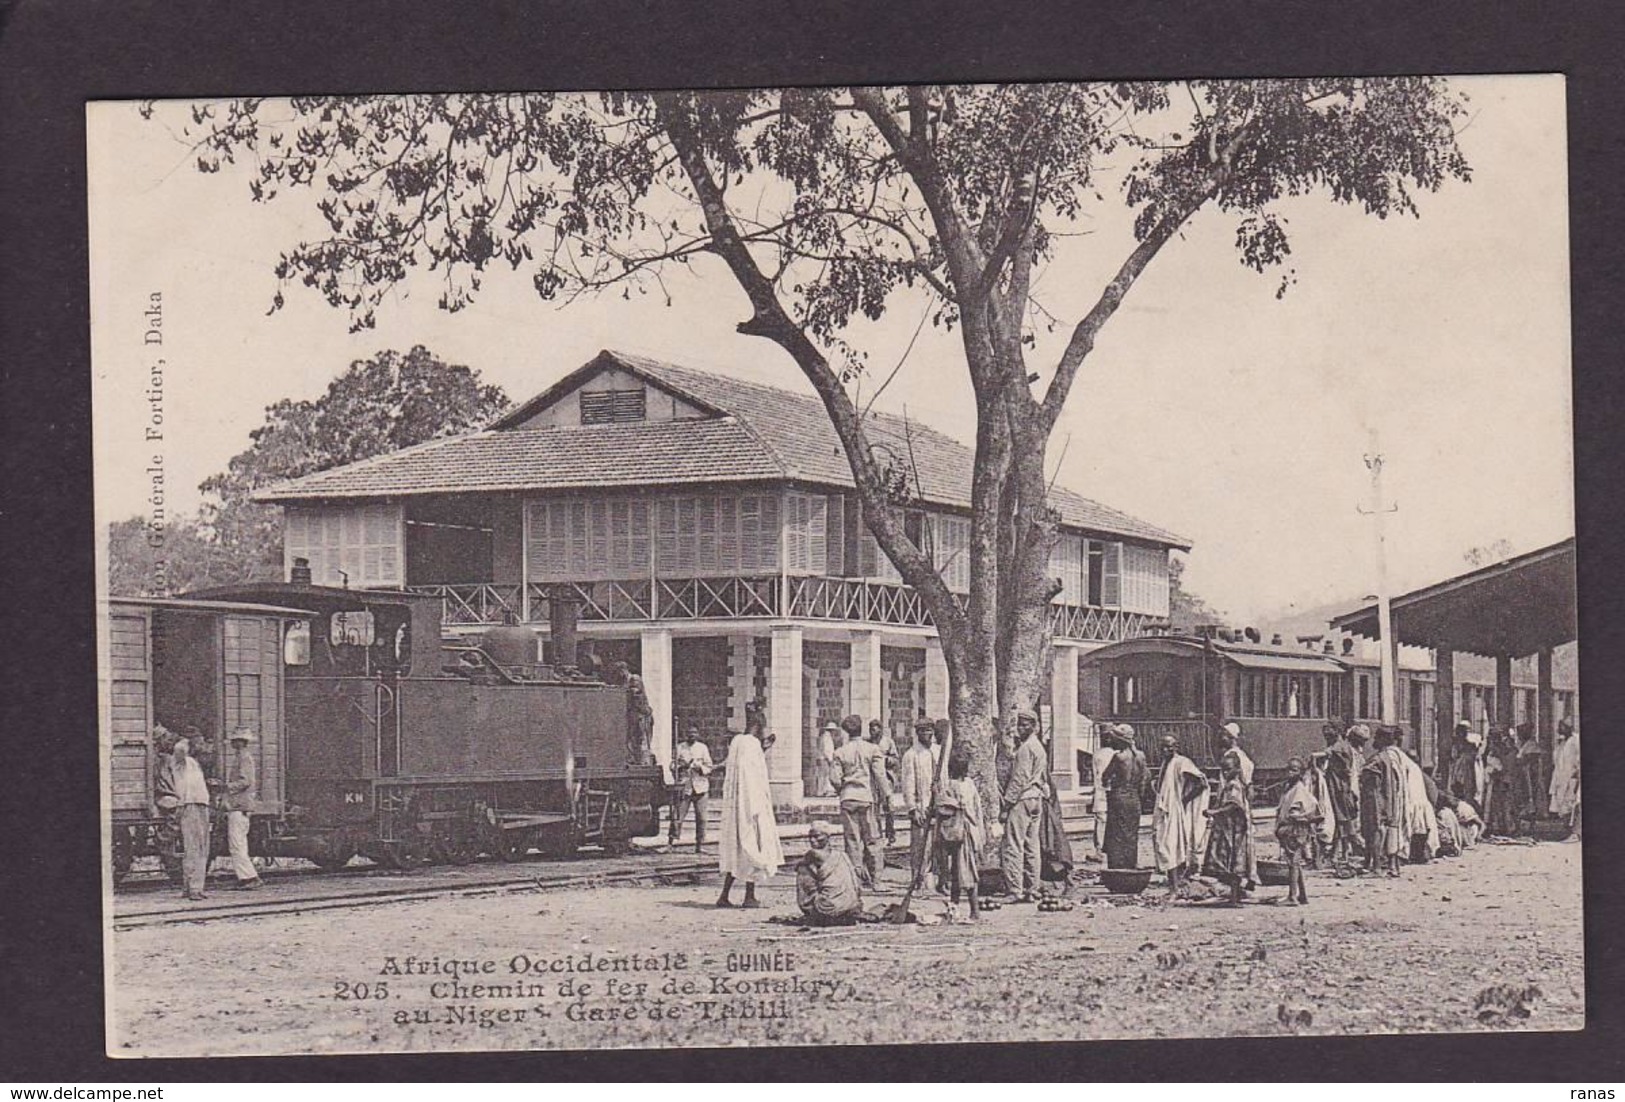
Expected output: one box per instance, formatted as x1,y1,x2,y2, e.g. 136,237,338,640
104,580,663,883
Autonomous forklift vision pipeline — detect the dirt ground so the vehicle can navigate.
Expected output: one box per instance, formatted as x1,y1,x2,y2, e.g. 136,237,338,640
108,838,1583,1056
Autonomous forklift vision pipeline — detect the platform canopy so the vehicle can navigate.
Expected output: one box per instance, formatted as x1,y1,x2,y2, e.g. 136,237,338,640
1330,538,1576,658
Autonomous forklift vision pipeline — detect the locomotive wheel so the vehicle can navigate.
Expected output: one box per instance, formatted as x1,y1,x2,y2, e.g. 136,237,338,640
536,824,579,860
112,828,135,885
496,828,532,863
311,834,358,872
434,823,478,866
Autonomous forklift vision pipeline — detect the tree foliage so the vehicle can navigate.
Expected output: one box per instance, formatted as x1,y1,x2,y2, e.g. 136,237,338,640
1167,555,1228,633
160,81,1471,806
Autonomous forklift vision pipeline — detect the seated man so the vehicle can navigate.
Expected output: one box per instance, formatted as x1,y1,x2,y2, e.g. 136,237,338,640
795,822,865,926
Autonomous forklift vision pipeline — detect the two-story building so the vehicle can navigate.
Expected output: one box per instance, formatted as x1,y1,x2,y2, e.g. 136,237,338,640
258,349,1189,805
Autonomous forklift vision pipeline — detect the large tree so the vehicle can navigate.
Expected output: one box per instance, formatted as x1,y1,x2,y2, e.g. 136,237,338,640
165,81,1470,806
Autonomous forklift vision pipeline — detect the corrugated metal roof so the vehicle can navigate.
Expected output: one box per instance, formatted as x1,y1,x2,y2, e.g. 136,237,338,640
260,350,1189,549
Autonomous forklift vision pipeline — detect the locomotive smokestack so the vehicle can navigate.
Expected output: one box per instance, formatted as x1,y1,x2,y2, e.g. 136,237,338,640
290,557,313,586
549,587,581,669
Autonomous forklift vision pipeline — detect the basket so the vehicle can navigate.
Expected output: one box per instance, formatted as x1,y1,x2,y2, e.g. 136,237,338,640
1099,868,1154,895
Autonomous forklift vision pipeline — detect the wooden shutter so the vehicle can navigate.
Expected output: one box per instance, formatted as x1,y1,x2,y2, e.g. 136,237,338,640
760,494,781,569
825,495,845,575
718,495,740,573
656,498,679,576
1102,541,1122,608
697,495,719,573
806,494,827,575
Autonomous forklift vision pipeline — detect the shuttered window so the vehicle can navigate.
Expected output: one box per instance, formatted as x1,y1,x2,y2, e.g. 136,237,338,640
285,504,402,587
579,388,647,424
529,493,778,581
784,492,828,575
1047,533,1084,605
934,515,971,594
1120,545,1170,617
1100,540,1122,609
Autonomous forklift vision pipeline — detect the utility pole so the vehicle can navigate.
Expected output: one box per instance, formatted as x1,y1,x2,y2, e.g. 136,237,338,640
1359,430,1400,725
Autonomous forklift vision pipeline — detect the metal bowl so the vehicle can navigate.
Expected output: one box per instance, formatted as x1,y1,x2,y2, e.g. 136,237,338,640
1099,868,1154,895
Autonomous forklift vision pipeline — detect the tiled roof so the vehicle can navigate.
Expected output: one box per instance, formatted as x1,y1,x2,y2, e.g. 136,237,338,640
260,349,1189,548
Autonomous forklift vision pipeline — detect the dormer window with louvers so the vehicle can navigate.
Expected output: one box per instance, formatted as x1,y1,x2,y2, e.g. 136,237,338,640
579,387,647,424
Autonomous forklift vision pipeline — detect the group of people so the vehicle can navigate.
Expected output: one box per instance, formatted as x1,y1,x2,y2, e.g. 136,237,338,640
705,707,1581,922
710,707,1076,925
154,723,263,900
1098,713,1583,909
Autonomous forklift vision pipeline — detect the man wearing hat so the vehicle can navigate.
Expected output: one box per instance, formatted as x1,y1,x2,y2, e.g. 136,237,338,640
999,709,1050,901
1446,721,1486,814
222,726,263,890
830,714,889,887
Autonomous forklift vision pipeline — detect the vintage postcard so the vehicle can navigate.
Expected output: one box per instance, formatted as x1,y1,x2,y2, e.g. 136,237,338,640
90,76,1579,1057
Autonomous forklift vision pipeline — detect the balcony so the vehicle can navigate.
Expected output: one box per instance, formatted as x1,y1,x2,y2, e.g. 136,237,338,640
400,576,1162,643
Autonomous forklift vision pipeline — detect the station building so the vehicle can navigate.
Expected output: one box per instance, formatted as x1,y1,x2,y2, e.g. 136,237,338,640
258,350,1188,805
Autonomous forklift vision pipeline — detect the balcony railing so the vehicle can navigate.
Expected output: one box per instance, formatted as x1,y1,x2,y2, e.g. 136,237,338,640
402,576,1162,643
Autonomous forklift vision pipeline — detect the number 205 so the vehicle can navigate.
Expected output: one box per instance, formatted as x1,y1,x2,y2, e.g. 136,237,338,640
333,981,390,1001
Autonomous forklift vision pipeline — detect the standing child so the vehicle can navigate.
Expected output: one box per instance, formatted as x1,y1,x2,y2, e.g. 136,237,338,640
936,753,984,922
1274,756,1322,906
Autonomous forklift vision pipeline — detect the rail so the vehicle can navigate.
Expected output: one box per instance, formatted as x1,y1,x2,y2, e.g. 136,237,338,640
404,578,1163,642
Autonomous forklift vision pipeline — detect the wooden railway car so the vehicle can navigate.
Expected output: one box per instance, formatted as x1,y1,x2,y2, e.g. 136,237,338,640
1077,633,1438,798
104,596,302,883
185,581,664,870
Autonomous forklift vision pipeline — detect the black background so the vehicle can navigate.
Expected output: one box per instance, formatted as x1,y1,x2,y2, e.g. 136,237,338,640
4,0,1623,1082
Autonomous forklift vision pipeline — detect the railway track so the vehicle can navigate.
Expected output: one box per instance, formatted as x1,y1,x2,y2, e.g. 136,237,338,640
113,810,1279,930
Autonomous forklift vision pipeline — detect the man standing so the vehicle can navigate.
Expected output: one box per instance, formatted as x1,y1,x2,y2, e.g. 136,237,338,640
1360,727,1409,877
222,727,263,890
1220,722,1254,788
716,724,782,908
613,661,656,766
1447,722,1486,813
1100,725,1149,870
1320,723,1361,866
999,709,1049,902
831,714,888,888
1549,718,1581,841
1090,730,1116,859
794,822,865,926
1397,733,1439,863
156,736,213,901
899,718,938,891
1152,733,1210,897
810,721,839,798
867,718,901,845
670,725,713,852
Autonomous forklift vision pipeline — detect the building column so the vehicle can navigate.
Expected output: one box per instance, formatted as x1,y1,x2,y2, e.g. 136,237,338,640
1495,653,1515,733
640,628,674,780
1537,647,1555,751
924,640,949,722
726,632,756,732
1433,647,1455,779
767,624,805,805
1049,643,1081,792
850,630,883,726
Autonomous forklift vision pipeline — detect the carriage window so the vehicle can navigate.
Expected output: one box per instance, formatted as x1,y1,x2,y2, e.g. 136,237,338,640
284,621,311,666
330,610,377,647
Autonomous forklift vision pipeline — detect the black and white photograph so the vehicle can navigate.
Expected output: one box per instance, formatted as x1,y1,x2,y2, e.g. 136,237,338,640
88,76,1580,1057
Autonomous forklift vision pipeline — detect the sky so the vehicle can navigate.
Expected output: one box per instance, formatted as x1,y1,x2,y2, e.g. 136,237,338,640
87,76,1573,623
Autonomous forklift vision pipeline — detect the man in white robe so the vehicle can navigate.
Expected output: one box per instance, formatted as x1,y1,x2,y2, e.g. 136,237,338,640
716,727,784,908
1549,719,1581,841
1153,734,1210,896
1398,742,1439,860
